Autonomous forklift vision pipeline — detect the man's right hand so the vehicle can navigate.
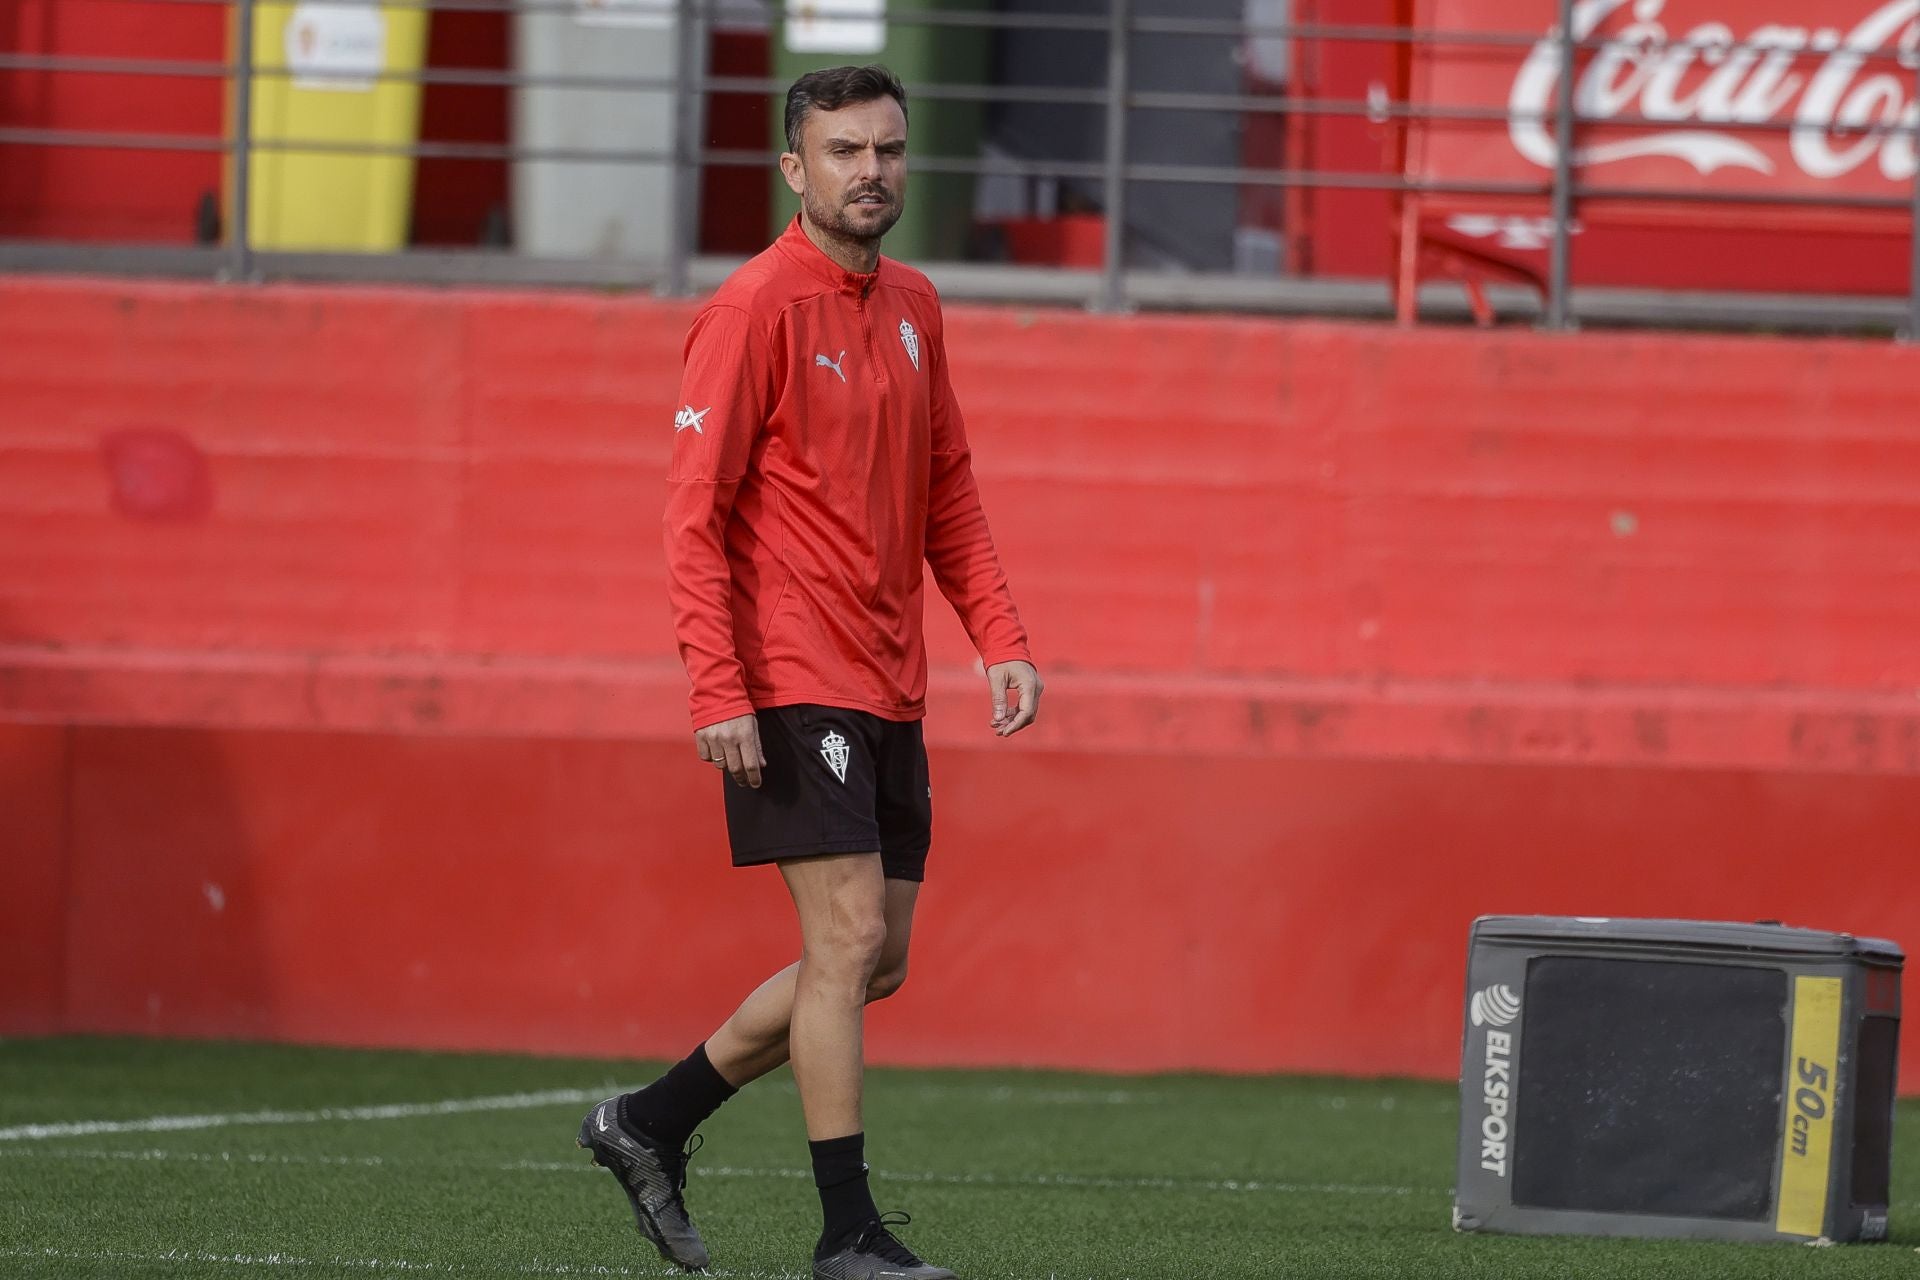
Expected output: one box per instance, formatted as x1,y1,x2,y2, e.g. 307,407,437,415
696,713,765,789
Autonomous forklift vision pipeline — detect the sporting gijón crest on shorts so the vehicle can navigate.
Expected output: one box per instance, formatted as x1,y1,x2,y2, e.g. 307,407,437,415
664,217,1032,730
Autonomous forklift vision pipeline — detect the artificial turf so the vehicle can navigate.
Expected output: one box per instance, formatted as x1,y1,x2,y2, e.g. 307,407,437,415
1,1037,1916,1279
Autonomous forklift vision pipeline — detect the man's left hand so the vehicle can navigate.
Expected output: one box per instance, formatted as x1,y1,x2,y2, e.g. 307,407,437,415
987,661,1043,737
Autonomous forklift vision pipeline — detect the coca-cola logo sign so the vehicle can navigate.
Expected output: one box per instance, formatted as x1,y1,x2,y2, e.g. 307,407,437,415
1507,0,1920,183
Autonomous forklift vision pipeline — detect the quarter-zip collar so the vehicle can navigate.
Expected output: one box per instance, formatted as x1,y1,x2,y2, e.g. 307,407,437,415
776,215,886,297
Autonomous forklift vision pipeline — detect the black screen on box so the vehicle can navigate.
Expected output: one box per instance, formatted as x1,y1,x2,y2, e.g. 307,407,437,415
1512,957,1787,1220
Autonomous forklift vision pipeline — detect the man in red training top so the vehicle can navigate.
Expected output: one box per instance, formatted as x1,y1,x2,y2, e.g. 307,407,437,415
578,64,1041,1280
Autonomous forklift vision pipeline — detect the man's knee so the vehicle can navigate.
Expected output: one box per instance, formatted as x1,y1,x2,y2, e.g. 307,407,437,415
806,908,888,979
865,955,908,1003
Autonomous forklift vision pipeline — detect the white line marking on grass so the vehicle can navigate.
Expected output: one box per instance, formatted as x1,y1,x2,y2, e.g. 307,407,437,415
0,1146,389,1168
0,1086,622,1143
908,1085,1163,1106
528,1160,1428,1199
0,1248,1209,1280
0,1246,659,1277
876,1167,1424,1197
0,1079,1174,1146
0,1246,806,1278
0,1077,1403,1148
768,1081,1164,1106
2,1146,1429,1199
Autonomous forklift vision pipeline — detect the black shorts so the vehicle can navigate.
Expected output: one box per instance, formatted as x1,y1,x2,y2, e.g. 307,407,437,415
723,704,933,882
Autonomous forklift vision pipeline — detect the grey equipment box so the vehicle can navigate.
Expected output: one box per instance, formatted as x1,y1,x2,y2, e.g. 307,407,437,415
1454,916,1902,1245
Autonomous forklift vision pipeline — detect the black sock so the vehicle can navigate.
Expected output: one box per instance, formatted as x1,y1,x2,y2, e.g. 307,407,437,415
619,1043,738,1150
810,1132,879,1252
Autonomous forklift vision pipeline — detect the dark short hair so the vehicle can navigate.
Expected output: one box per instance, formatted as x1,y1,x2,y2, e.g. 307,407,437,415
783,64,909,155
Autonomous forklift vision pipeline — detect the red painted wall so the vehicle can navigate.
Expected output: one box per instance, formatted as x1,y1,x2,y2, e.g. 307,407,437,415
3,276,1917,1089
0,2,225,242
21,727,1920,1082
0,723,66,1036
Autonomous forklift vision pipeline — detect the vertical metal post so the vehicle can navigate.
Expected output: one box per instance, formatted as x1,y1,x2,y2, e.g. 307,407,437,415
1907,50,1920,341
665,0,704,297
230,0,257,281
1096,0,1132,313
1545,0,1576,329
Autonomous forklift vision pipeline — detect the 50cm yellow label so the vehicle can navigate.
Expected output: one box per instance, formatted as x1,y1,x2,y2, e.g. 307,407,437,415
1775,976,1841,1239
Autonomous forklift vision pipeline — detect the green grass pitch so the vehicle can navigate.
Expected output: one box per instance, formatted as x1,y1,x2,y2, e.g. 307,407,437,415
2,1037,1916,1278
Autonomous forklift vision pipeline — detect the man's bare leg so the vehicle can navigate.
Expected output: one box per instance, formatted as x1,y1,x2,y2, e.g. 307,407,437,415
608,873,915,1154
706,876,918,1088
774,852,888,1139
603,867,942,1275
761,853,950,1275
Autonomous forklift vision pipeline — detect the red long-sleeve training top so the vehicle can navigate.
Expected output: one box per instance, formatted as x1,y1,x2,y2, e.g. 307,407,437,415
664,217,1032,731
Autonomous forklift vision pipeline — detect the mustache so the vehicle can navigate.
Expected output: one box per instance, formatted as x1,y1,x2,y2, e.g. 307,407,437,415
847,186,893,203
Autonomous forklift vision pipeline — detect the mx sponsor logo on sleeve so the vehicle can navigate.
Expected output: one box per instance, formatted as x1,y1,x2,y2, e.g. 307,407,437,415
1471,983,1520,1178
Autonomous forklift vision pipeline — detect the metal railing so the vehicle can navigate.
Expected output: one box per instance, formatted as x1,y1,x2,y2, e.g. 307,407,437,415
2,0,1918,336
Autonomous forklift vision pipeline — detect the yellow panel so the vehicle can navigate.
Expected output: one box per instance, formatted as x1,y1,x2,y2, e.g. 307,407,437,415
1775,976,1842,1239
239,3,431,251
